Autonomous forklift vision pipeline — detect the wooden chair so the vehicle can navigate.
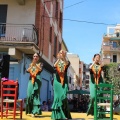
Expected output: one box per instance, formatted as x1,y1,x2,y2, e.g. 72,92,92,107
94,83,113,120
1,80,23,120
0,79,1,112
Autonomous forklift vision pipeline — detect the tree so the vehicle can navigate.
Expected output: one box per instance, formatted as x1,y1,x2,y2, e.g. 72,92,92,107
104,63,120,95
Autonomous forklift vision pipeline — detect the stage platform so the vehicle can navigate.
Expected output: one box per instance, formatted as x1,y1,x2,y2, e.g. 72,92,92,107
0,111,120,120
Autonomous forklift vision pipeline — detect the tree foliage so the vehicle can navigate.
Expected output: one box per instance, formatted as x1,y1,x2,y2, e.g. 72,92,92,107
104,63,120,95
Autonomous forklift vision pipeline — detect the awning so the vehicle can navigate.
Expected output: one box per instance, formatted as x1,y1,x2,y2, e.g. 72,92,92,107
67,89,90,95
110,37,120,41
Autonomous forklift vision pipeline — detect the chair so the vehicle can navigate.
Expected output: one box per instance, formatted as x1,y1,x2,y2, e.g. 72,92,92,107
1,80,23,120
0,79,1,112
94,83,113,120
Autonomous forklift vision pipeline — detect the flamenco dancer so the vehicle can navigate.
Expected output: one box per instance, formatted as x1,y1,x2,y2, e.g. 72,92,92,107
87,53,104,117
26,53,43,117
51,50,72,120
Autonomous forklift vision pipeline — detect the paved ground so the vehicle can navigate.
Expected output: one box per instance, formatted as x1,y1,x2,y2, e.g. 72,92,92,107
0,111,120,120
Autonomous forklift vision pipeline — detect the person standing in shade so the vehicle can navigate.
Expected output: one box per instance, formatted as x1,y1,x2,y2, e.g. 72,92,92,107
87,53,104,116
26,53,43,117
51,50,72,120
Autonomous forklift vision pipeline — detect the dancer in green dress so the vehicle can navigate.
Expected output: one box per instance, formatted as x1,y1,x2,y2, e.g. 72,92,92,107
51,50,72,120
26,53,43,117
87,54,104,116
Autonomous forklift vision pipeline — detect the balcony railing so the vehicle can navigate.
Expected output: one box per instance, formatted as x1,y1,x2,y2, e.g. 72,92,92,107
104,32,120,39
110,46,120,51
102,45,111,51
103,57,111,64
102,43,120,52
0,23,38,45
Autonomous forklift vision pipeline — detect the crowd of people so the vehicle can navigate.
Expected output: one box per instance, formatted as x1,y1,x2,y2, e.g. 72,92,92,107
68,95,90,113
40,95,90,113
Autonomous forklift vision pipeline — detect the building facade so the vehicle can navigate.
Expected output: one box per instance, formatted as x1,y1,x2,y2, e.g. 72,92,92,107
79,62,90,91
0,0,64,103
67,53,81,90
83,64,90,91
61,40,76,99
101,24,120,64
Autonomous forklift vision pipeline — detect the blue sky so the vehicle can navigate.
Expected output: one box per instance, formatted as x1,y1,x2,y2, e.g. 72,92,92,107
63,0,120,64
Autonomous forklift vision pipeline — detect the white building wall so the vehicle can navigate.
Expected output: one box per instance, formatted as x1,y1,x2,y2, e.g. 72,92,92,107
67,54,80,77
0,0,36,24
67,53,81,90
67,65,76,99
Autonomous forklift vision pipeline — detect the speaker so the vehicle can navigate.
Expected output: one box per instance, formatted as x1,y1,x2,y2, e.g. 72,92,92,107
1,55,10,78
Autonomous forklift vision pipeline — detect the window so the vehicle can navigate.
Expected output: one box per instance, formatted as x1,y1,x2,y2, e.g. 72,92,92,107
85,80,89,84
49,27,52,43
86,75,89,79
0,5,8,37
113,55,117,62
58,42,61,51
69,77,71,84
110,59,112,62
54,35,57,57
0,5,7,23
116,32,120,37
55,1,58,20
59,12,62,29
113,42,117,48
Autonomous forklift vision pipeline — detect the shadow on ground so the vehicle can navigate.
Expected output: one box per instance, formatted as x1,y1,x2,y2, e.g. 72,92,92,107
87,118,118,120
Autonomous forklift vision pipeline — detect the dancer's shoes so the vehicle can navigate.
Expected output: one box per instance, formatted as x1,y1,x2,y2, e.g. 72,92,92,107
31,114,35,117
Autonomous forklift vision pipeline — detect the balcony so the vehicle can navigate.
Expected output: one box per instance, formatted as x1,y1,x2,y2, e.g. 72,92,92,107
102,45,111,52
103,33,120,41
0,24,39,59
103,58,111,64
102,44,120,53
110,46,120,52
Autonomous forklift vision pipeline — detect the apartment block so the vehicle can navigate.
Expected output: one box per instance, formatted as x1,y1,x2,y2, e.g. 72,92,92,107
101,24,120,64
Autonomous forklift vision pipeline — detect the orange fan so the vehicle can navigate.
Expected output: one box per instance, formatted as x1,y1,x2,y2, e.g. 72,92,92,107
91,65,102,85
56,63,67,85
29,68,39,84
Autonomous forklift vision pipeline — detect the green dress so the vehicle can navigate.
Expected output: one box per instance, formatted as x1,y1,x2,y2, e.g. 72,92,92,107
26,64,42,115
87,63,104,116
51,61,72,120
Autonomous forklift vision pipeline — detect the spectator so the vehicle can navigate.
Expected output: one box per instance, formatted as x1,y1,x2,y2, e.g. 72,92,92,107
41,101,48,111
47,99,52,111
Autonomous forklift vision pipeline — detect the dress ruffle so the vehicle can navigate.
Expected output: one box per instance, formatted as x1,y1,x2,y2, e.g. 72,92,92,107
51,75,71,120
26,75,42,115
